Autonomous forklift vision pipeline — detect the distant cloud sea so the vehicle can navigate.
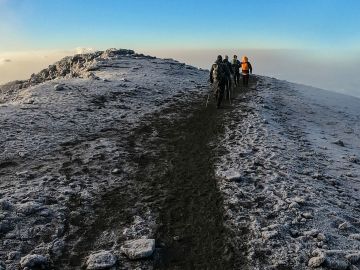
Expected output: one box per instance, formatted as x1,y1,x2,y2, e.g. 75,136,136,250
0,48,359,99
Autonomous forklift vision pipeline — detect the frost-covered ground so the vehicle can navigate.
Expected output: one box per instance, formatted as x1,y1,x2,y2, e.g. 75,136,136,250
217,76,360,269
0,49,359,270
0,50,209,269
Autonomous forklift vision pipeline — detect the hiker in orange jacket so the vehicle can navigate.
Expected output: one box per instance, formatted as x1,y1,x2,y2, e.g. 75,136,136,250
241,56,253,86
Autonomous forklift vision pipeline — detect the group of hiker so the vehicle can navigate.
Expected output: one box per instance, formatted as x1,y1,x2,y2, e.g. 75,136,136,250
210,55,253,108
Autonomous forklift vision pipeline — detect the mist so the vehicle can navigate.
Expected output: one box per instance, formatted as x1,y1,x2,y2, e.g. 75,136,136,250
142,48,360,98
1,48,359,98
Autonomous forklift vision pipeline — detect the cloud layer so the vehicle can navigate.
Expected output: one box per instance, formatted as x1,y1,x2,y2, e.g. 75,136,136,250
0,58,11,65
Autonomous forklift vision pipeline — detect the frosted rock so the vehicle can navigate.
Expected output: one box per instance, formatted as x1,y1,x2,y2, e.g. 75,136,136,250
121,239,155,260
0,199,13,210
111,168,121,174
308,255,325,268
16,202,42,215
54,84,65,91
333,139,345,147
302,212,313,219
289,202,299,209
325,257,349,270
304,229,319,237
345,252,360,264
338,222,349,230
350,234,360,240
348,155,360,164
293,196,305,204
0,260,5,270
0,220,13,233
20,254,48,269
86,250,117,270
261,230,278,240
50,239,65,259
317,233,326,241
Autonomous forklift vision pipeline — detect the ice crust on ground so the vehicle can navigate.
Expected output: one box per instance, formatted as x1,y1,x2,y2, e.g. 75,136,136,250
0,49,208,269
0,48,359,269
216,76,360,269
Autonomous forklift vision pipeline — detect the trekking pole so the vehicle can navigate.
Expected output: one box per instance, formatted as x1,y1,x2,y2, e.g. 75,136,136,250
229,87,231,105
205,92,210,108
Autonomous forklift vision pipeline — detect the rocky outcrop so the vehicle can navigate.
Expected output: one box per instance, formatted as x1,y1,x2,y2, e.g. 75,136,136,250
0,49,135,103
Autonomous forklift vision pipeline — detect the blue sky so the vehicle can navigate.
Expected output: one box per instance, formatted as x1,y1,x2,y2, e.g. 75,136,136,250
1,0,359,52
0,0,360,96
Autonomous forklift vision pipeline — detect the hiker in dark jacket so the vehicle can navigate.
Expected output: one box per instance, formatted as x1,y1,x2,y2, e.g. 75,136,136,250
223,55,233,100
241,56,253,86
232,55,241,86
210,55,227,108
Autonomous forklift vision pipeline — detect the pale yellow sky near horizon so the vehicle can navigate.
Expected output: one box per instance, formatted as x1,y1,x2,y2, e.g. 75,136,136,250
0,48,359,98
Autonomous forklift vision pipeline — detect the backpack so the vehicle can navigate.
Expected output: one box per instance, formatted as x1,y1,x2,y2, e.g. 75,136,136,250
242,62,249,71
232,59,240,70
212,63,226,82
242,56,249,71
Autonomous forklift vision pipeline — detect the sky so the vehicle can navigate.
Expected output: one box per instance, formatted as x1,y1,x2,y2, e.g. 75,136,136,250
1,0,360,96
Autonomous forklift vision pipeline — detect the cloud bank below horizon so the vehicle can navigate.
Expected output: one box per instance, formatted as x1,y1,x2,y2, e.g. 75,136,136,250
0,47,359,99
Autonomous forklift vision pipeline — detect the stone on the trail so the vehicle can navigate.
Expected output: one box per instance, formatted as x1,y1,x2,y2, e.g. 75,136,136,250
7,251,21,260
338,222,349,230
302,212,313,219
350,233,360,240
261,230,278,240
317,233,326,242
324,257,350,270
111,168,121,174
0,260,5,270
348,156,360,164
289,202,299,209
20,254,48,269
16,202,42,215
308,255,325,268
304,229,319,237
0,199,13,210
54,84,65,91
293,196,305,204
333,140,345,147
50,239,65,259
86,250,117,270
290,229,300,237
87,72,100,80
121,239,155,260
345,252,360,264
0,220,13,234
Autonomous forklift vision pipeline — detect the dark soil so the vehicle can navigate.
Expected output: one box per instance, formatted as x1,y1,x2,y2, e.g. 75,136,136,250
54,84,253,269
136,99,233,269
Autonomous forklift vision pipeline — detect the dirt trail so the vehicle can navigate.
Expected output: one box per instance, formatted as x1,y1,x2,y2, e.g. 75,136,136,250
124,92,238,268
53,85,252,269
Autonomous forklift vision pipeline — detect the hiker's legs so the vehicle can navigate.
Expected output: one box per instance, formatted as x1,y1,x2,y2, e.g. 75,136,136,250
217,83,225,108
226,78,230,100
235,73,240,86
243,75,249,86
